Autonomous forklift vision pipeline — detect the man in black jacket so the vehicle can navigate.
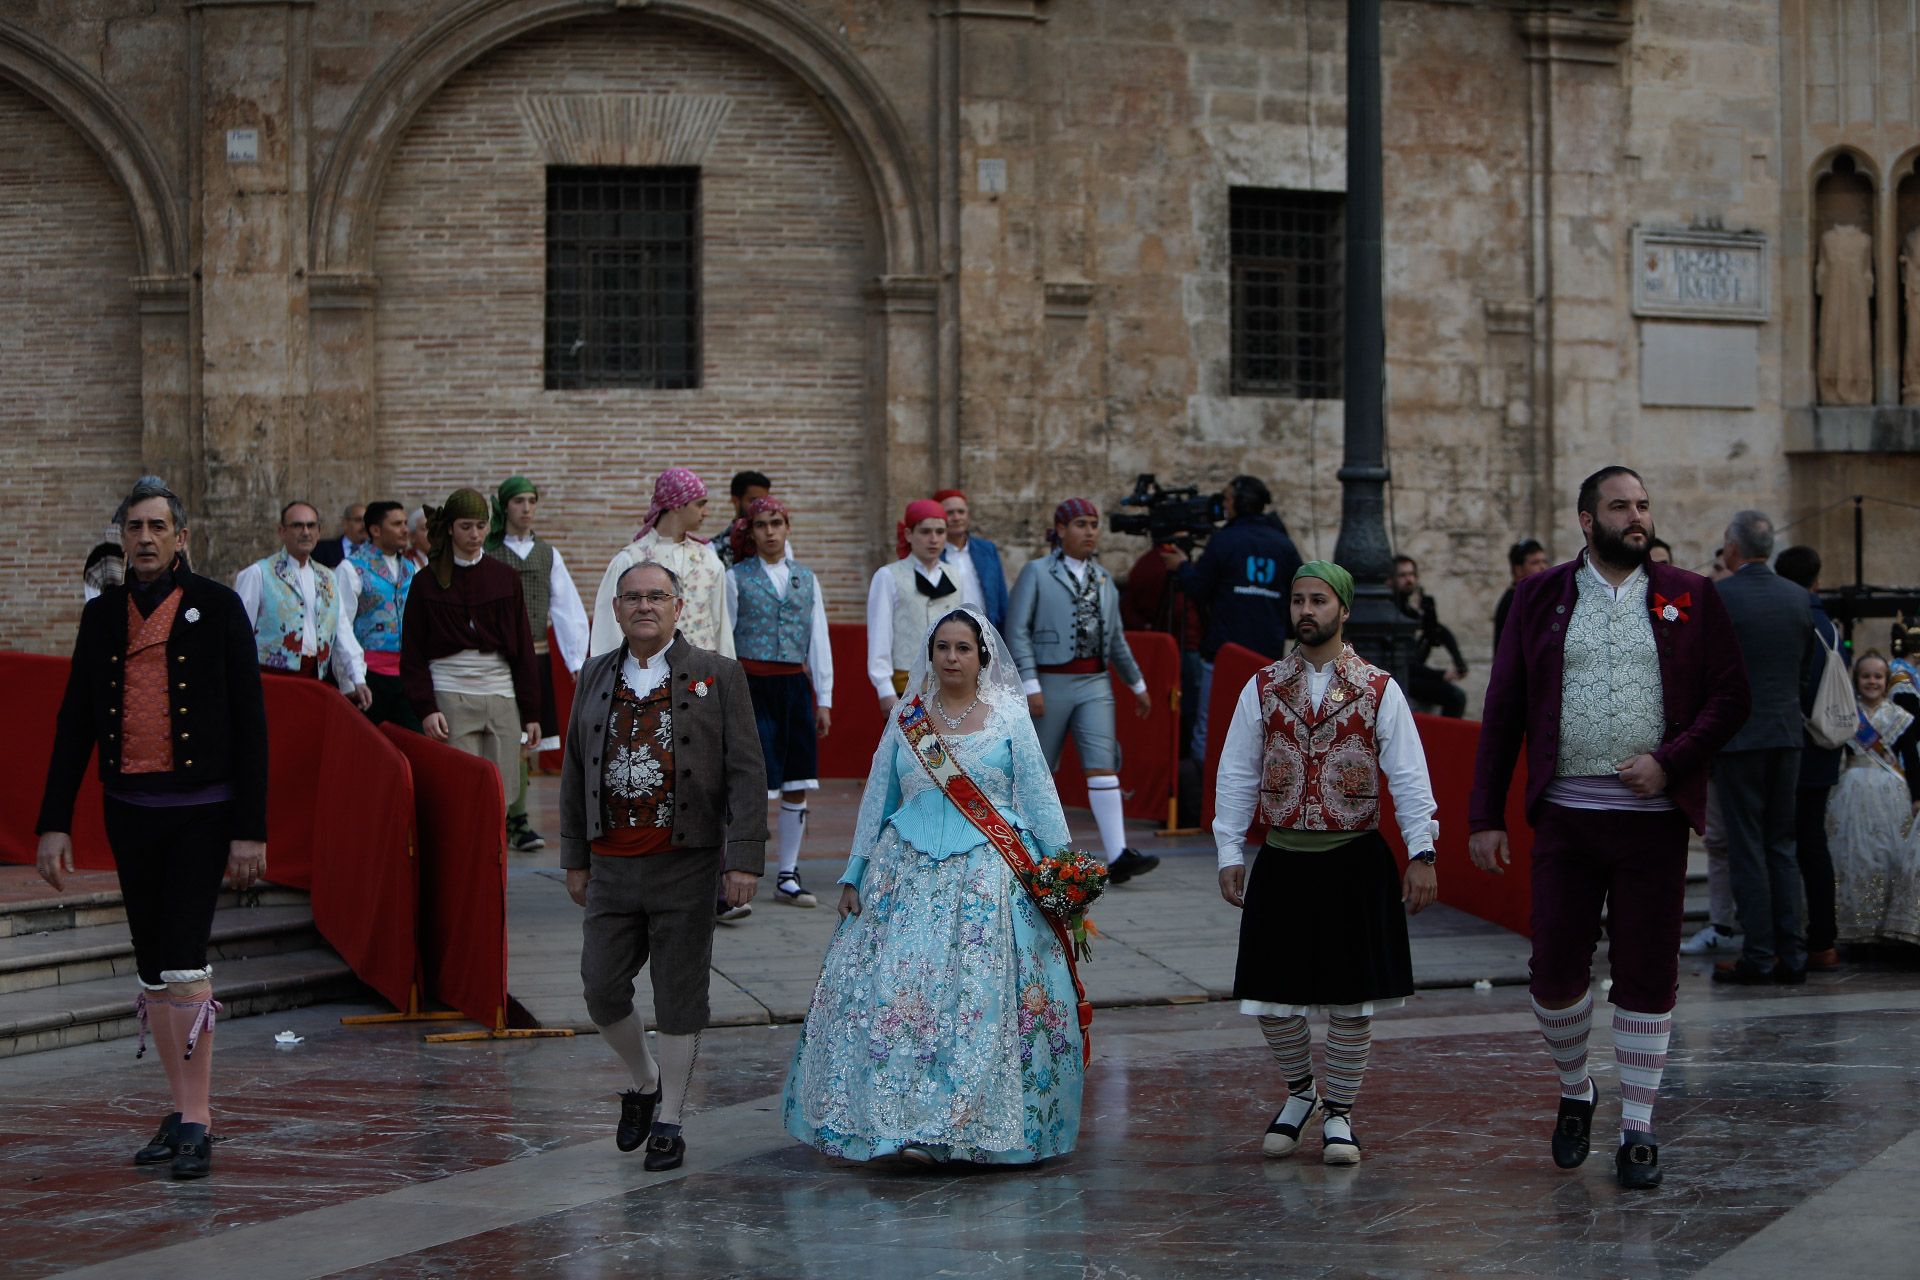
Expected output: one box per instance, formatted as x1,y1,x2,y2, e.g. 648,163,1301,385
1391,555,1468,718
1161,475,1302,756
36,480,269,1181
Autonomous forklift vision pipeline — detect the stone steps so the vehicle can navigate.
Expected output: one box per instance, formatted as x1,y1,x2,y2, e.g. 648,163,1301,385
0,877,356,1058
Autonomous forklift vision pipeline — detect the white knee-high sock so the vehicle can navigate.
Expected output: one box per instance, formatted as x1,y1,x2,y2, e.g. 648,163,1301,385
777,801,808,877
1086,776,1128,864
655,1031,701,1130
1612,1007,1672,1143
595,1012,660,1093
1532,992,1595,1099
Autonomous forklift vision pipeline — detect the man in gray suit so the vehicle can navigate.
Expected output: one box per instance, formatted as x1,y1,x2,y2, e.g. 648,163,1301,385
1712,511,1820,985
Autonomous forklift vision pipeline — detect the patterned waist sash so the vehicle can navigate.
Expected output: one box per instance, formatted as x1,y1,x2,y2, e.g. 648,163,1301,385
898,697,1094,1067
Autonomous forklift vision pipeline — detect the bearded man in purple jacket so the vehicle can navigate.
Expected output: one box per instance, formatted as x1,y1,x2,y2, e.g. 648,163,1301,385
1468,466,1749,1191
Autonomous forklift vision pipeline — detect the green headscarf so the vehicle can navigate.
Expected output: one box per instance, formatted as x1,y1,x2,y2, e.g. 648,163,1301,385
1293,559,1354,609
426,487,491,589
486,476,538,550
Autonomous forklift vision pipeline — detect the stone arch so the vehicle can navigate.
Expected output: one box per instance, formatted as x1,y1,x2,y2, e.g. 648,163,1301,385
312,0,927,278
0,21,185,277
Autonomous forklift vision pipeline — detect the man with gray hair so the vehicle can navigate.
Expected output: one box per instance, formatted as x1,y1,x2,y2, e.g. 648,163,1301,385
1711,510,1821,985
560,559,767,1171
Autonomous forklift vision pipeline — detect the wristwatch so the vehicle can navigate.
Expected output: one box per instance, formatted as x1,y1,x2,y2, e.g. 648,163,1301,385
1409,849,1437,866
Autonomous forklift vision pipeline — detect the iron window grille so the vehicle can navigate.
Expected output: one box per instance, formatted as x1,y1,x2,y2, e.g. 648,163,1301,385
545,166,701,390
1230,187,1343,399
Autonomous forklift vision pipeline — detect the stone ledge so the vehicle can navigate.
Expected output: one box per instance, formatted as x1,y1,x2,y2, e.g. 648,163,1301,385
1786,406,1920,454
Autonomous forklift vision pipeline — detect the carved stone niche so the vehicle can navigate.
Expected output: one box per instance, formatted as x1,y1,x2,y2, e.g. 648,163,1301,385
1814,153,1876,407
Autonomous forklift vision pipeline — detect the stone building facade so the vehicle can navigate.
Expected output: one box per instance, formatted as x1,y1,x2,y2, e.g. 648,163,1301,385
2,0,1916,680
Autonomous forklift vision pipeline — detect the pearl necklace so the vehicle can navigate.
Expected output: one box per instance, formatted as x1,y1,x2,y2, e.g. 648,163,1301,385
935,692,980,730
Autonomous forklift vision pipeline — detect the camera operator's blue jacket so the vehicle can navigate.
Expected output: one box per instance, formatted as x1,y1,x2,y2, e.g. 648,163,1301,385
1176,515,1303,661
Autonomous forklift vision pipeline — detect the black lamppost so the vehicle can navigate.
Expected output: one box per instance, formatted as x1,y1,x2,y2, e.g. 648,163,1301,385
1330,0,1417,685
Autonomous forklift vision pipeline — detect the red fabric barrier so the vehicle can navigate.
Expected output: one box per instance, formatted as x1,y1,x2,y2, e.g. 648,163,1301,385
1053,632,1181,821
0,652,418,1012
540,628,574,772
814,625,1177,821
1194,646,1536,938
382,725,510,1031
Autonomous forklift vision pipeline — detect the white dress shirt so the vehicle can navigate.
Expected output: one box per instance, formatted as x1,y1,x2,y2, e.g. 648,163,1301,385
723,554,835,707
941,541,984,612
499,533,590,673
235,556,364,690
621,645,672,698
1582,552,1645,603
865,557,981,699
1211,657,1439,868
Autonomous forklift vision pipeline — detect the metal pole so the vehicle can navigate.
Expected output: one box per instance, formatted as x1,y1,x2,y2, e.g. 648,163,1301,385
1331,0,1415,685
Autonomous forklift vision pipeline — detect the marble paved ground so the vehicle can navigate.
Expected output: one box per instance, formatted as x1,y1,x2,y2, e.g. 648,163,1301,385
10,968,1920,1279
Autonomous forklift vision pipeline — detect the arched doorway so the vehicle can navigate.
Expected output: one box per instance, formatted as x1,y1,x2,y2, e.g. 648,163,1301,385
0,78,143,652
368,11,893,617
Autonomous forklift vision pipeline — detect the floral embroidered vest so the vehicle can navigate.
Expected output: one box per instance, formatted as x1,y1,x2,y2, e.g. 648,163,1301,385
122,590,183,774
347,543,414,655
1254,645,1392,832
252,551,336,671
731,558,815,664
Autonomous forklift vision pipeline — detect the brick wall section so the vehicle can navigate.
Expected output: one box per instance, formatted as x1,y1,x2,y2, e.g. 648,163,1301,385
371,15,877,622
0,82,142,655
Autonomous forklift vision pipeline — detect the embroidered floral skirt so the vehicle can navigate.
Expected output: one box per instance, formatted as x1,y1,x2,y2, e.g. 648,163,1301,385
781,826,1083,1163
1829,763,1920,946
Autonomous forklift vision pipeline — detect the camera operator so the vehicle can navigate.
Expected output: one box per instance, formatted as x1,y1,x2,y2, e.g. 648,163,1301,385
1159,475,1302,758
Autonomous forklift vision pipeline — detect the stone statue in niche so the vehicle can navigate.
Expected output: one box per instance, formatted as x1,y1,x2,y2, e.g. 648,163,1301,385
1903,226,1920,404
1816,223,1874,405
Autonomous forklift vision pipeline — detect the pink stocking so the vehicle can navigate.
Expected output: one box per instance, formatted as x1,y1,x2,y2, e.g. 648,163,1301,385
141,990,188,1116
166,989,220,1128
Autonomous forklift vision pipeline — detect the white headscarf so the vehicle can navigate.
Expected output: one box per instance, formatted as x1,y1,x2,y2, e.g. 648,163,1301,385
896,606,1026,719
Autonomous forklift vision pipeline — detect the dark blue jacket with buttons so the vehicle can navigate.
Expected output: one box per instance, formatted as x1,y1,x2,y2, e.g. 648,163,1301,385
1175,515,1304,661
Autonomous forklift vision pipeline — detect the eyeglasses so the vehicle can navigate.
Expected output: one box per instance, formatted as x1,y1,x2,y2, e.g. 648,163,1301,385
616,591,679,608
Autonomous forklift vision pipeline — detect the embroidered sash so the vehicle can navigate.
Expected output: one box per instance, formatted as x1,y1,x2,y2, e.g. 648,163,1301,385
897,696,1094,1067
1855,702,1914,780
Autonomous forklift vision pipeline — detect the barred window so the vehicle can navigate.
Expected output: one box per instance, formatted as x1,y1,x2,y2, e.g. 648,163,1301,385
545,166,701,390
1230,188,1343,398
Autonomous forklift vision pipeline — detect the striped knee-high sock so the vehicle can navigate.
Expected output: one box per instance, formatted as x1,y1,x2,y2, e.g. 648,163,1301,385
1321,1015,1372,1109
1531,991,1594,1098
1258,1015,1313,1085
1611,1007,1672,1142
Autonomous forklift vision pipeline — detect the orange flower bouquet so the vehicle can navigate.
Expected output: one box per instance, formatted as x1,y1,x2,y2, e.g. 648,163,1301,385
1018,848,1109,961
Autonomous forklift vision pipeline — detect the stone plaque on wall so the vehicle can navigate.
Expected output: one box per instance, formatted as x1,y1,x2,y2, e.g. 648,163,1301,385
1631,228,1769,322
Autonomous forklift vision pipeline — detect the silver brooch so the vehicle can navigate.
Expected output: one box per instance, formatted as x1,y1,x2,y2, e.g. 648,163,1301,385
184,608,201,623
695,682,709,697
1660,604,1678,622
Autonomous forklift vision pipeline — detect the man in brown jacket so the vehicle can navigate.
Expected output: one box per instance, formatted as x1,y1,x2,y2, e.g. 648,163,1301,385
561,561,767,1171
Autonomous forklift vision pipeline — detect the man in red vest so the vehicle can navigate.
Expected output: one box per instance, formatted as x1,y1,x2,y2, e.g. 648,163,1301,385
1211,560,1438,1168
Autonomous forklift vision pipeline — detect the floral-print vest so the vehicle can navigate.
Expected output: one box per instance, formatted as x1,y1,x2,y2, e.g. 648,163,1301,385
596,670,676,854
251,550,336,671
346,542,414,655
122,590,184,774
1254,645,1392,832
1556,565,1664,777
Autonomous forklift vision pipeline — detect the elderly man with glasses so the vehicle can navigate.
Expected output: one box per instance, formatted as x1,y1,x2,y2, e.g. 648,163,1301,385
560,560,767,1171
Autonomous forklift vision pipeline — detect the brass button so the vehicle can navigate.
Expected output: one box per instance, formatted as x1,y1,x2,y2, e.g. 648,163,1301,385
177,655,186,663
109,654,120,663
180,731,190,741
177,682,187,690
177,707,187,715
184,759,194,767
108,707,118,716
107,731,117,740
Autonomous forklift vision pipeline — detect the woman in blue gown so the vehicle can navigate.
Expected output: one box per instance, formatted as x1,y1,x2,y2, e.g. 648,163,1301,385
782,609,1084,1164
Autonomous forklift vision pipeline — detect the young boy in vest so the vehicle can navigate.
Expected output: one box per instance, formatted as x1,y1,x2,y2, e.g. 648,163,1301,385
1210,561,1439,1166
724,497,833,906
487,476,590,852
865,499,981,710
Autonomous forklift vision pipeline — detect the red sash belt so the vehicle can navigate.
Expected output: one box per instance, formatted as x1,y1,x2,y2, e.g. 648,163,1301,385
1037,658,1105,675
739,659,806,678
898,696,1094,1066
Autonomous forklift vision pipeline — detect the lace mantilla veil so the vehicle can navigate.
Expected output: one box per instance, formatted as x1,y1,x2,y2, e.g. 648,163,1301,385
846,607,1073,861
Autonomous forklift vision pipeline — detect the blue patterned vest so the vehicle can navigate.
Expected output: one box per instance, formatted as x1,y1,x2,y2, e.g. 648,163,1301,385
252,550,338,671
347,542,415,654
730,558,815,664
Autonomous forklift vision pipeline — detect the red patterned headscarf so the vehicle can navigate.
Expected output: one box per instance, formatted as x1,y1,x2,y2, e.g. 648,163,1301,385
1047,496,1098,547
932,488,967,505
896,498,949,559
636,468,706,538
735,495,790,561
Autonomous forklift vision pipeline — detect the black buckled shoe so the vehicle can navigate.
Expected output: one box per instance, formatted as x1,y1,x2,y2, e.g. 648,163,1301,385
617,1087,661,1153
642,1131,686,1172
1552,1084,1597,1169
170,1123,212,1180
1615,1135,1663,1189
134,1111,183,1165
1106,849,1160,885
